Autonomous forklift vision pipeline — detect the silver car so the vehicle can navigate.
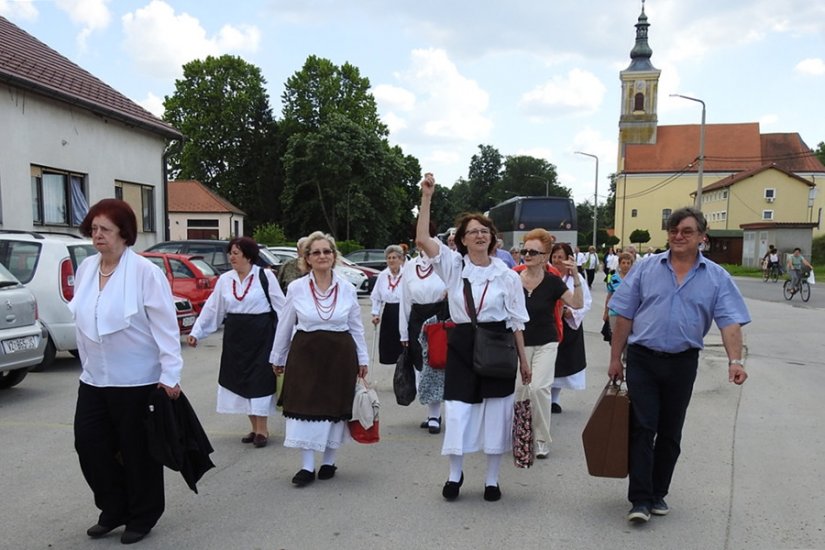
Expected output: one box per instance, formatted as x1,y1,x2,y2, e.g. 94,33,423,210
0,263,47,389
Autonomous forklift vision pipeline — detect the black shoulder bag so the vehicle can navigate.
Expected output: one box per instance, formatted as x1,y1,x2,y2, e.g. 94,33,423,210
462,278,518,379
259,268,278,323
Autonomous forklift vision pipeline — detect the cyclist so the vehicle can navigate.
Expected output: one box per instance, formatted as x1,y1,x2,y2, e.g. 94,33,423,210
762,245,781,279
786,247,812,292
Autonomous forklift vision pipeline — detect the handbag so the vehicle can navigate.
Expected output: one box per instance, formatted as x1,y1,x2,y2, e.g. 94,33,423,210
349,378,380,444
581,379,630,478
463,279,518,379
392,348,416,406
601,319,613,343
512,384,534,468
423,321,455,369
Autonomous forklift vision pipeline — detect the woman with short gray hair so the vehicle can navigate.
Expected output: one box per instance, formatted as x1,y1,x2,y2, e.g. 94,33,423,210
370,245,406,364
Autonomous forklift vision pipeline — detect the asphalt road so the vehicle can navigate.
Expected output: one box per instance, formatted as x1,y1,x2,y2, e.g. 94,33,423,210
0,279,823,550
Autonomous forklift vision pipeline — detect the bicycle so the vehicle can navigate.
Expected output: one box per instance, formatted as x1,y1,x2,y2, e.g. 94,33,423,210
783,269,811,302
763,262,781,283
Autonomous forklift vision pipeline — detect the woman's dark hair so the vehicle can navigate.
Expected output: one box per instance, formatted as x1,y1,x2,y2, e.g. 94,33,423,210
453,213,497,256
79,199,137,246
227,236,259,262
550,242,574,260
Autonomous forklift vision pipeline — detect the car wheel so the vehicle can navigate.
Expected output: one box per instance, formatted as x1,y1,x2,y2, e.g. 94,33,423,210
0,368,28,389
29,337,56,372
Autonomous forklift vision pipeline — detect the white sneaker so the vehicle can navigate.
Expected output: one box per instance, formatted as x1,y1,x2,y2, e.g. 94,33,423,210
535,441,550,458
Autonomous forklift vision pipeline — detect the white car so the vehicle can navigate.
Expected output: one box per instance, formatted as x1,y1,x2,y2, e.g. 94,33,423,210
0,231,96,370
0,263,47,388
268,246,369,293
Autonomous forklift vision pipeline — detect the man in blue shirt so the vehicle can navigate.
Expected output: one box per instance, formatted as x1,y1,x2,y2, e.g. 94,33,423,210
608,207,750,524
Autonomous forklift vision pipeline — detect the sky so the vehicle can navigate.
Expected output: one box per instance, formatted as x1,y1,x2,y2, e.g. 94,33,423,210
1,0,824,206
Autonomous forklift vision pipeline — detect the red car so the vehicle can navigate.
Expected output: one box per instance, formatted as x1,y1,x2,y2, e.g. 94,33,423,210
140,252,219,314
174,295,197,335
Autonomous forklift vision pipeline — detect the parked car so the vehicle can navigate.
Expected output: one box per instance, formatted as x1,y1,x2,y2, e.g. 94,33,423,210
173,295,197,335
338,256,380,293
0,230,97,370
0,263,48,389
345,248,388,271
143,239,280,274
140,252,219,314
268,246,371,293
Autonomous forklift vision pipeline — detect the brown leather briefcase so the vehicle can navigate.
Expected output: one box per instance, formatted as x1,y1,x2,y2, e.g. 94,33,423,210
582,380,629,478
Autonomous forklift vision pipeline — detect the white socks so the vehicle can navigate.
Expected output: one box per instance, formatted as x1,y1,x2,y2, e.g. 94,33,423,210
551,387,561,404
448,455,463,482
322,447,337,466
427,402,441,420
485,453,502,487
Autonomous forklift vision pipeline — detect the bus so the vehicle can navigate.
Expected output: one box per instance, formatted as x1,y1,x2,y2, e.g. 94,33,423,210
487,196,577,249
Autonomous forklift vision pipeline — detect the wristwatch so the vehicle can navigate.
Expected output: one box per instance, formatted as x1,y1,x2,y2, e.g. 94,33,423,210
728,359,745,367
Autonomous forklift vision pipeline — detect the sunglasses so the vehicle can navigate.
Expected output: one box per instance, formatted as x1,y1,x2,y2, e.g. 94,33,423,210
520,249,546,257
309,249,334,257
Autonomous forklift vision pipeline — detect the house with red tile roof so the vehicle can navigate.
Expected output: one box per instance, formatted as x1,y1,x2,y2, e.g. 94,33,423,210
0,16,181,248
614,7,824,264
167,180,245,240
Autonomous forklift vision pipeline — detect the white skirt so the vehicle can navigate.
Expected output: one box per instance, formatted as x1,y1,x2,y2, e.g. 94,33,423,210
441,395,514,456
216,385,276,416
552,369,586,390
284,418,349,452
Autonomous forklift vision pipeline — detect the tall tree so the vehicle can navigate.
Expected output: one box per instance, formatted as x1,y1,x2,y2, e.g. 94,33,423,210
814,142,825,167
163,55,280,230
466,144,503,212
493,155,567,204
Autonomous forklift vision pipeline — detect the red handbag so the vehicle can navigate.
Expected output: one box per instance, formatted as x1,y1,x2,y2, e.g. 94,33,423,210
348,420,380,444
424,321,455,369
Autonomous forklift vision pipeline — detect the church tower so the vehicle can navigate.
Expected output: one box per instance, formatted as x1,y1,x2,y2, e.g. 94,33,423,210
618,0,660,166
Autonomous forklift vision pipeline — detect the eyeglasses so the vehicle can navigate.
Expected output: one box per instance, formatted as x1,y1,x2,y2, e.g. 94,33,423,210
667,228,698,238
519,249,546,257
309,249,334,257
465,228,491,237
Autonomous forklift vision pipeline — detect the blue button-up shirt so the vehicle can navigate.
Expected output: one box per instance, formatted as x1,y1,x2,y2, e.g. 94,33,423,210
608,252,750,354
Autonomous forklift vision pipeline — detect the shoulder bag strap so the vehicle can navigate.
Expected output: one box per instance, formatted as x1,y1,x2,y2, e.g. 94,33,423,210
259,267,275,315
462,278,478,328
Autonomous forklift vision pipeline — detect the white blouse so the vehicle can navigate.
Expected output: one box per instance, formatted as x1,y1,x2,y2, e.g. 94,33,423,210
269,271,369,366
561,271,592,329
398,255,447,341
71,250,183,388
190,265,286,342
370,267,403,315
429,239,528,331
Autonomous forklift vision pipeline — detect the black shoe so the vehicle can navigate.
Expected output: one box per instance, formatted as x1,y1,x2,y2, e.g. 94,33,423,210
627,504,651,523
318,464,337,480
291,469,316,487
419,420,429,429
121,530,148,544
651,498,670,516
551,403,562,414
252,434,268,448
428,417,442,434
87,523,121,538
241,432,256,444
483,485,502,502
442,472,463,501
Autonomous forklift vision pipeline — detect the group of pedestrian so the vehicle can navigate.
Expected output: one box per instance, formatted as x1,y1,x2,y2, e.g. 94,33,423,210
68,181,755,544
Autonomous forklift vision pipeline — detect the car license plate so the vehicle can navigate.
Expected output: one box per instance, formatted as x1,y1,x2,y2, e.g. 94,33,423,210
2,335,39,354
181,316,196,327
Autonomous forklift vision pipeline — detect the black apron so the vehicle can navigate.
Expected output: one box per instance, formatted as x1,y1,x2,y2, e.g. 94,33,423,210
443,321,516,403
219,312,277,398
378,302,402,364
555,320,586,378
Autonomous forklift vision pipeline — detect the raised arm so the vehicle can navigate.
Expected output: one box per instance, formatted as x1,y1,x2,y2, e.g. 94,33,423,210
416,173,440,258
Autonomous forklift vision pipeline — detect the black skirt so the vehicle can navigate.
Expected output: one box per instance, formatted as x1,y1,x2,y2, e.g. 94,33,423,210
279,330,359,422
407,300,449,371
219,312,277,398
444,321,516,404
378,302,402,364
555,321,586,378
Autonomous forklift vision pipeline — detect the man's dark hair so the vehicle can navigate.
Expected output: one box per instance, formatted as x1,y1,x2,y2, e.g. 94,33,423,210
666,207,707,233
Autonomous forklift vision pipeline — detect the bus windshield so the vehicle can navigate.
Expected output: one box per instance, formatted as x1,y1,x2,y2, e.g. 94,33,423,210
488,196,577,248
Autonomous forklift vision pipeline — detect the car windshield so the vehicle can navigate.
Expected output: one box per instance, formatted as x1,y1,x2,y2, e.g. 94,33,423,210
190,258,218,276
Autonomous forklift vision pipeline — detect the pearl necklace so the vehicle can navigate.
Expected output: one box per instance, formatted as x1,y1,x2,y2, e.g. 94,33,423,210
99,264,117,277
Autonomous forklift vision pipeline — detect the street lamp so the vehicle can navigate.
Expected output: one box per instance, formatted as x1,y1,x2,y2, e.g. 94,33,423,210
525,174,549,196
574,151,599,249
670,93,706,210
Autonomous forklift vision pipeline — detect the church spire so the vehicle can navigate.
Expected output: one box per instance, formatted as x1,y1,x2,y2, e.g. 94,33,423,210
627,0,657,71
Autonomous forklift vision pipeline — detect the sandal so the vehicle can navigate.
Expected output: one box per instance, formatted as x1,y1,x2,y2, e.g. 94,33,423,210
241,432,256,444
427,417,442,434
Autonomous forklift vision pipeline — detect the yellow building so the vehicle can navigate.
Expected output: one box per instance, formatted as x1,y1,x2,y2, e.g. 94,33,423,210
614,6,824,254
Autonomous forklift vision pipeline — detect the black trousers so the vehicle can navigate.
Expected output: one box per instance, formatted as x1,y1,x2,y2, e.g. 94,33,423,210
585,268,596,288
74,382,164,534
625,345,699,506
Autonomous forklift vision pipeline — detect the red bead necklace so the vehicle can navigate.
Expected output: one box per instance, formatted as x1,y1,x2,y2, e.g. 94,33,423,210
232,273,255,301
310,279,339,321
388,271,402,291
415,263,434,279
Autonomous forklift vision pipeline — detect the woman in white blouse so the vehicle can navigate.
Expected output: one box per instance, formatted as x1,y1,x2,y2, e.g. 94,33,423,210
370,245,405,364
399,227,448,434
271,231,369,487
416,174,530,503
188,237,286,448
70,199,183,545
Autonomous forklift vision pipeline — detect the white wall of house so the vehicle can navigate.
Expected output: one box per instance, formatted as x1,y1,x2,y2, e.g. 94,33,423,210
168,212,243,241
0,87,169,250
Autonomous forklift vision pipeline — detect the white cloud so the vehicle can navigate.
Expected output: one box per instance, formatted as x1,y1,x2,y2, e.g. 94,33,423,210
0,0,38,21
759,114,779,128
382,112,408,134
795,58,825,76
137,92,164,117
520,68,605,119
54,0,111,49
121,0,260,79
372,84,416,112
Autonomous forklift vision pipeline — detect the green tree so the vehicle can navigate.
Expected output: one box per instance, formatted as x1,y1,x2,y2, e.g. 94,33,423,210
494,155,567,204
467,144,503,212
252,223,286,246
814,142,825,167
163,55,280,232
629,229,651,245
602,173,618,230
